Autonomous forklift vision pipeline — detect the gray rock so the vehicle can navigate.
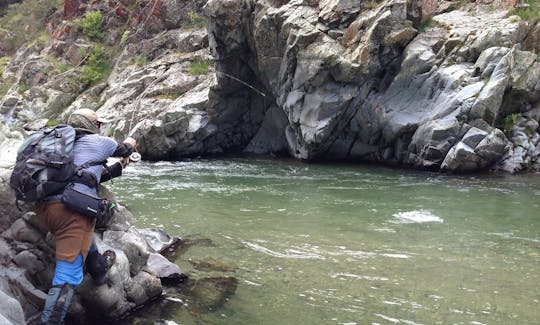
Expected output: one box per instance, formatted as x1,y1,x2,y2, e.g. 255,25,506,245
138,227,182,256
442,127,508,172
0,288,25,325
0,265,47,322
102,228,151,276
124,270,163,306
3,0,537,173
146,253,187,282
475,128,508,162
12,250,45,276
3,218,44,244
409,116,460,168
244,105,289,154
183,276,238,312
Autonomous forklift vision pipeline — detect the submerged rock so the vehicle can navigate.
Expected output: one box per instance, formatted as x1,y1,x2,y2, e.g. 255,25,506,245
182,276,238,312
189,257,237,273
139,228,182,256
147,253,188,284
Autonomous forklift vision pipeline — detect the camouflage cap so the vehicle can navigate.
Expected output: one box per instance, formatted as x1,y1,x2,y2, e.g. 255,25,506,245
67,108,112,133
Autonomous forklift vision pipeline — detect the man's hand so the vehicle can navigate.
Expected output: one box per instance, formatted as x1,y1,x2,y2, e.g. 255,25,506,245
119,157,130,169
124,137,137,148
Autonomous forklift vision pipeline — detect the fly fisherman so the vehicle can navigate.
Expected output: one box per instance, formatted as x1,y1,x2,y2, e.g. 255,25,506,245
35,108,137,325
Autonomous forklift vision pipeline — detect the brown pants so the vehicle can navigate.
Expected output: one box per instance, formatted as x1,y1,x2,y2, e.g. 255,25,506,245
35,201,96,262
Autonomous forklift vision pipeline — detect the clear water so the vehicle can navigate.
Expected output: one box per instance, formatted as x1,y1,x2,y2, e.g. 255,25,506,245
109,158,540,325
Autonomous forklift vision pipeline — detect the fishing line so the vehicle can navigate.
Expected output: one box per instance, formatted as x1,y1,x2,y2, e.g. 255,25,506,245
125,68,167,163
124,66,268,162
126,69,167,135
216,71,267,97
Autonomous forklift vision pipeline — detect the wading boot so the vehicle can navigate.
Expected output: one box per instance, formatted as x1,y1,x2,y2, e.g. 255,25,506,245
86,249,116,285
39,283,74,325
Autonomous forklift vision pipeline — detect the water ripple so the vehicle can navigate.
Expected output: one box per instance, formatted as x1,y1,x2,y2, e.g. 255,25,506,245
489,232,540,243
242,241,324,259
391,210,443,224
331,273,389,281
374,313,424,325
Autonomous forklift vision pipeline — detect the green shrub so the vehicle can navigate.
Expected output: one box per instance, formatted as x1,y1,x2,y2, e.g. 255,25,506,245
0,56,10,75
46,119,59,127
186,11,206,28
80,45,110,86
417,18,433,33
0,0,62,53
363,1,379,10
17,82,31,94
82,11,104,40
120,30,130,46
44,55,72,74
37,32,51,46
57,61,71,73
189,59,211,75
510,0,540,22
0,82,12,98
134,55,148,67
151,90,185,100
497,113,521,134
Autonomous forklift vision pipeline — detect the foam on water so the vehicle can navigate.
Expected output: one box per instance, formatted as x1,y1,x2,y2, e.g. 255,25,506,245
243,241,324,259
331,272,389,281
391,210,443,224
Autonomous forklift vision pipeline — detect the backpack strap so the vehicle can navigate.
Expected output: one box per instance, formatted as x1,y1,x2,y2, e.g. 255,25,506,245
69,132,107,189
71,160,107,189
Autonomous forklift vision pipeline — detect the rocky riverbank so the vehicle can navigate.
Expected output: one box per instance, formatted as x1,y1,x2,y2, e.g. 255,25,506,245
0,0,538,322
0,164,238,324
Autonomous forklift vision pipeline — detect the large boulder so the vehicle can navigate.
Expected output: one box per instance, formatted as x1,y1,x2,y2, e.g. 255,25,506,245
202,0,538,172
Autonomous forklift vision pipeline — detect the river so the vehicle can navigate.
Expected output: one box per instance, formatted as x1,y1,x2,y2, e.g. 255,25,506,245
109,158,540,325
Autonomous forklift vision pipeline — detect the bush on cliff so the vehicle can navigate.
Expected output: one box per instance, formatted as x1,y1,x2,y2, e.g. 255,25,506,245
82,11,104,40
189,59,211,75
0,0,62,54
80,45,110,86
511,0,540,22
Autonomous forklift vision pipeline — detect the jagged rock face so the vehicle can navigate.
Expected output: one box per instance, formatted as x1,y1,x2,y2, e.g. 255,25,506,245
204,0,540,171
1,0,539,172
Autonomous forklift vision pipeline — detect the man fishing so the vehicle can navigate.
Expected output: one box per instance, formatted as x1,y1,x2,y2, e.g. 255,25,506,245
35,108,136,325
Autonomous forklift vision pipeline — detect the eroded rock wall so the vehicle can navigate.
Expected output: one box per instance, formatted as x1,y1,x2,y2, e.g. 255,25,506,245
204,0,540,172
1,0,539,173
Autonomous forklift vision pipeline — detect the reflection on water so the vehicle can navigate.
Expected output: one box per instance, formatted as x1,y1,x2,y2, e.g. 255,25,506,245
110,158,540,325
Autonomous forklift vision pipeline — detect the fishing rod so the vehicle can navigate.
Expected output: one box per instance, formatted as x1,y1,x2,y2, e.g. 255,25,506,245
122,66,267,164
124,70,168,163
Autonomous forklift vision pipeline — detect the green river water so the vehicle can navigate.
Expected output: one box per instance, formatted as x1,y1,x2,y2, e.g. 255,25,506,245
109,158,540,325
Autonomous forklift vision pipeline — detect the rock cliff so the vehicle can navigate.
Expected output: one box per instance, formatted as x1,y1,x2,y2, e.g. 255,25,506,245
1,0,539,172
204,0,540,172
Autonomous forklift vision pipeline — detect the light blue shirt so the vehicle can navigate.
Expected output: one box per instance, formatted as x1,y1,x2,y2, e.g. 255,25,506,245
47,134,119,199
71,134,118,196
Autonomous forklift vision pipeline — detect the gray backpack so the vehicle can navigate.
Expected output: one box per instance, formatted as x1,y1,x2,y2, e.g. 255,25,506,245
10,125,78,202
